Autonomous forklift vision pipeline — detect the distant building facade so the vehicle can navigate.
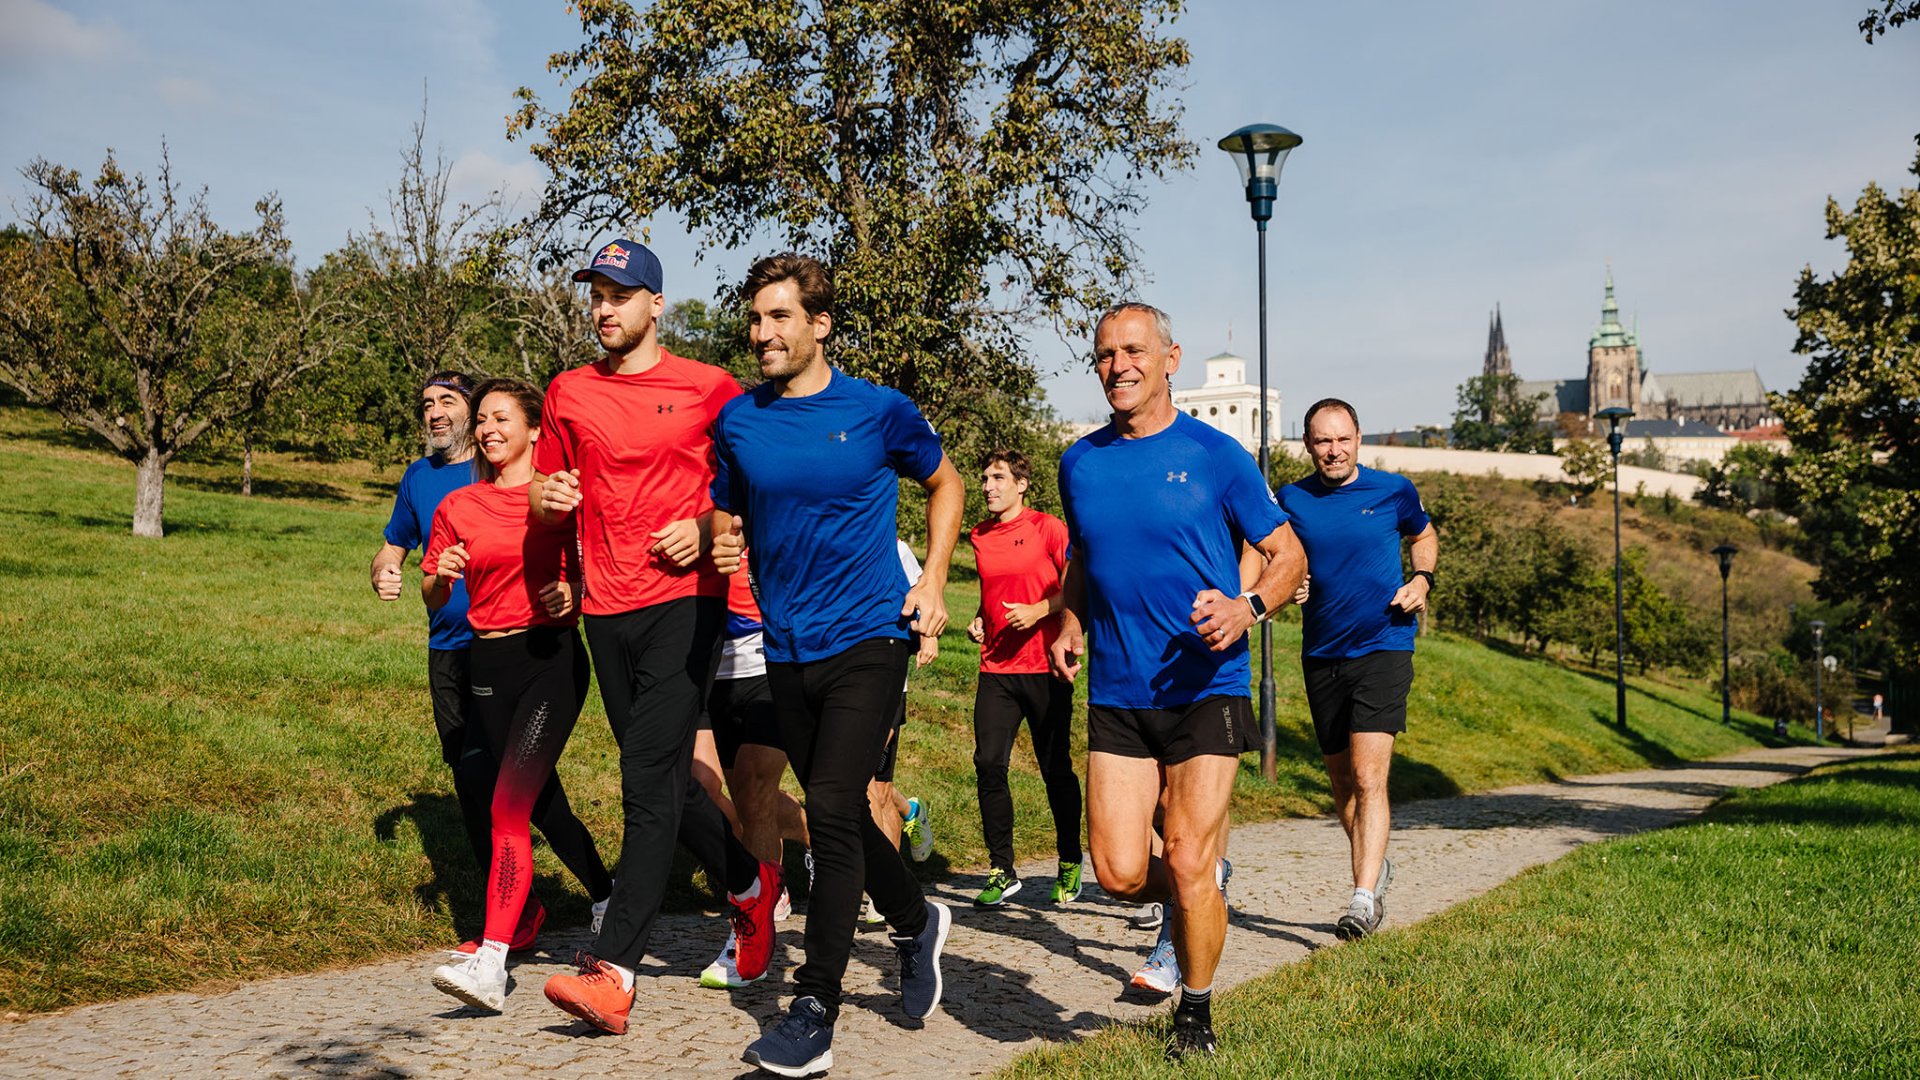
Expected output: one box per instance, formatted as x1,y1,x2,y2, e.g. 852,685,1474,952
1173,351,1283,453
1503,270,1776,436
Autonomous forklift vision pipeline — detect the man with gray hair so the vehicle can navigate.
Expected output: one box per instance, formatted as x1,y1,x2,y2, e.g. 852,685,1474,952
1051,302,1306,1060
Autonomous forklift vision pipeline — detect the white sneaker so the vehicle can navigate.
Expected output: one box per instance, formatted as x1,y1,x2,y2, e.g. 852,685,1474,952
431,947,507,1011
1130,902,1164,931
861,895,887,925
698,929,762,989
590,893,611,937
774,886,793,923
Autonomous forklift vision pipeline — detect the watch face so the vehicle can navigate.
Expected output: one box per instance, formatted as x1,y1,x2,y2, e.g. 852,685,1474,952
1244,592,1267,618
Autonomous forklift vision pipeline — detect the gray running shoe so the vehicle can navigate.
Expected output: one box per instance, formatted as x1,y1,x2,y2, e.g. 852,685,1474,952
1375,856,1394,923
1334,894,1381,940
1130,902,1165,931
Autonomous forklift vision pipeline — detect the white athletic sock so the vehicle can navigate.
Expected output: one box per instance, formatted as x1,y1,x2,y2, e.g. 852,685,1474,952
610,961,636,992
477,939,509,966
731,876,762,904
1351,887,1376,911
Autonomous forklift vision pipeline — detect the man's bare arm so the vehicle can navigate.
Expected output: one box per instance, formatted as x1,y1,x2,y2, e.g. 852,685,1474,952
370,543,407,601
900,455,964,638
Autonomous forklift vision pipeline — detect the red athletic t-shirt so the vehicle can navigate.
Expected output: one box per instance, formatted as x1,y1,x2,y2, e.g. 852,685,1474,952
728,550,762,622
534,351,742,616
423,482,576,632
969,508,1070,674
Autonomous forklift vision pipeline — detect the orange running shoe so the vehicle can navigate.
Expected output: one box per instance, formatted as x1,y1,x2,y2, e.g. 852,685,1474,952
543,952,633,1035
451,897,546,957
730,861,782,982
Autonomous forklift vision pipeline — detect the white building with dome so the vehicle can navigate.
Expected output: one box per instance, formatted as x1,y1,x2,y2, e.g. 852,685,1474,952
1173,351,1283,453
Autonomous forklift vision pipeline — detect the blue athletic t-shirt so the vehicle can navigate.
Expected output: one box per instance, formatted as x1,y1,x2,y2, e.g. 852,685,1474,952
710,370,945,664
1277,465,1431,660
1058,412,1290,709
383,454,477,651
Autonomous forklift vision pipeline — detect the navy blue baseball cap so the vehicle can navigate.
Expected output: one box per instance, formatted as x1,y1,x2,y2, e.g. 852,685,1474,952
572,238,664,293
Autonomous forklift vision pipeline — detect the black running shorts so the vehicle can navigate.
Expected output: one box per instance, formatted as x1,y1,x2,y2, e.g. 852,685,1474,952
1087,694,1257,764
708,673,782,769
1302,649,1414,756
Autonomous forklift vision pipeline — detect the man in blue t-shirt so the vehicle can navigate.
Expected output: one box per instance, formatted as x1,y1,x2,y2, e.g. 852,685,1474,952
1276,397,1438,942
708,253,966,1079
1051,303,1305,1062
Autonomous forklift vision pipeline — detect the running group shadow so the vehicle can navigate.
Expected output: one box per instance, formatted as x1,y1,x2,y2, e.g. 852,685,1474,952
375,791,485,933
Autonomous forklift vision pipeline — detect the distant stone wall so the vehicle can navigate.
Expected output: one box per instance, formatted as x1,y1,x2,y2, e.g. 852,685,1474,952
1277,441,1705,500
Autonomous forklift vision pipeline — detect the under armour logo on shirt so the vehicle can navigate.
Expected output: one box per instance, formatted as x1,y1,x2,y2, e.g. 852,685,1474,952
1013,539,1025,546
1167,471,1188,483
829,431,848,442
657,404,675,413
1361,507,1375,515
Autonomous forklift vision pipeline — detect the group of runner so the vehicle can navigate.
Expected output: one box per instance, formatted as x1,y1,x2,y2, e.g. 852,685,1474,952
371,239,1437,1075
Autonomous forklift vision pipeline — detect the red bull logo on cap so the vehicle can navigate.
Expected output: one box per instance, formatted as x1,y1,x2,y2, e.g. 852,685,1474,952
594,242,631,270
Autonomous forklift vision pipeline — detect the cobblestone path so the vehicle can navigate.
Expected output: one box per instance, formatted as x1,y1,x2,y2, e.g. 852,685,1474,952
0,745,1863,1078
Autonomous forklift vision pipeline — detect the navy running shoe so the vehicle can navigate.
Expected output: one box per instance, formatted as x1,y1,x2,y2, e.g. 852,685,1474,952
890,900,951,1019
743,996,833,1077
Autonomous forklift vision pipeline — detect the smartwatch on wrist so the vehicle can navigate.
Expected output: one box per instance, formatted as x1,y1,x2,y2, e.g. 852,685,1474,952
1239,590,1270,623
1411,569,1435,588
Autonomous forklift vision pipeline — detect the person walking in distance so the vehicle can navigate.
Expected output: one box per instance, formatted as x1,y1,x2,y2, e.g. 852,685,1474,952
963,450,1082,908
368,372,545,953
531,239,779,1036
422,378,614,1012
1277,398,1436,941
1051,302,1305,1061
710,253,964,1078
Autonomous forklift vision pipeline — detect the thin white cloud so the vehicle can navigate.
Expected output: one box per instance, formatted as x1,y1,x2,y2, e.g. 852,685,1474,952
0,0,129,64
446,147,543,211
155,75,215,107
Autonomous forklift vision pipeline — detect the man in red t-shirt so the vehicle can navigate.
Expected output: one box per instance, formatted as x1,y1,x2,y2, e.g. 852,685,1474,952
528,239,779,1037
963,449,1083,908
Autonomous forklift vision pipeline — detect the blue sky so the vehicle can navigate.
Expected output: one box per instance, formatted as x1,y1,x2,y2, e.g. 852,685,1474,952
3,0,1914,433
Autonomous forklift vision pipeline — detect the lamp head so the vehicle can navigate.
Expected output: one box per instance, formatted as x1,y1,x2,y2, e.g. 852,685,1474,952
1711,543,1737,578
1217,123,1302,225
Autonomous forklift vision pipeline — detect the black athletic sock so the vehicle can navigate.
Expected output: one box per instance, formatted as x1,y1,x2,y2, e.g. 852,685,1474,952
1176,985,1213,1023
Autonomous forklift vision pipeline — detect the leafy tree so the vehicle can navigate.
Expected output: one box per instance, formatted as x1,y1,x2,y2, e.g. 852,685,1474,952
1695,441,1789,513
510,0,1192,466
298,119,516,466
1619,437,1669,472
0,150,340,536
1450,373,1550,452
1859,1,1920,42
1558,438,1609,499
659,298,754,386
1776,149,1920,662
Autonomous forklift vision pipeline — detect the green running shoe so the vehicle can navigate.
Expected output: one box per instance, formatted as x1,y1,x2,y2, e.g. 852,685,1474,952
1049,861,1084,905
974,868,1022,907
902,797,934,862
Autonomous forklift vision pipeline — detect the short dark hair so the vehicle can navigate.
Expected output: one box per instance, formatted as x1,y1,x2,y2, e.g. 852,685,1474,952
419,370,474,407
467,377,545,483
742,253,833,318
1304,397,1360,432
981,448,1030,483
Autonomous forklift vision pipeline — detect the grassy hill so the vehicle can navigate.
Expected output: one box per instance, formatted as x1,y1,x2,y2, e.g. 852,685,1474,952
0,408,1814,1012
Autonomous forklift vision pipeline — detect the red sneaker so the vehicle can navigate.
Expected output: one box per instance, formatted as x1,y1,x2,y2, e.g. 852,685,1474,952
729,861,782,982
543,952,633,1035
451,897,547,957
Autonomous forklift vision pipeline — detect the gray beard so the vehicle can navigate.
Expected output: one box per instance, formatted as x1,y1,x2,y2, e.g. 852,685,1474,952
427,427,472,460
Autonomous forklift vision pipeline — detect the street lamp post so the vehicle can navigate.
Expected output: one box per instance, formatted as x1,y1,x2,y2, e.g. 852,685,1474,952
1712,544,1737,725
1812,619,1826,741
1597,406,1633,731
1218,122,1302,784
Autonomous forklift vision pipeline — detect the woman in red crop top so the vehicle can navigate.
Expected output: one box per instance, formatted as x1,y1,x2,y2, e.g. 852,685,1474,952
422,378,612,1013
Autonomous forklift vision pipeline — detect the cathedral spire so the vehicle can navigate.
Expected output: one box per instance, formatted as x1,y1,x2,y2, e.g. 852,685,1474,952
1591,266,1630,349
1484,303,1512,377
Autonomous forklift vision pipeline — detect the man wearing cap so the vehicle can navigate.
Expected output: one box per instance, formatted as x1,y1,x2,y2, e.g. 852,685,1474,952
532,239,780,1036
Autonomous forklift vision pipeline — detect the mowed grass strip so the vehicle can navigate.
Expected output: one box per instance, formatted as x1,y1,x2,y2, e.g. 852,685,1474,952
1000,752,1920,1079
0,409,1810,1012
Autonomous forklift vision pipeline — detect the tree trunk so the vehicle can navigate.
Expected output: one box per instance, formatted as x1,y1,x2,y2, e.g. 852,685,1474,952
242,433,254,497
133,447,167,538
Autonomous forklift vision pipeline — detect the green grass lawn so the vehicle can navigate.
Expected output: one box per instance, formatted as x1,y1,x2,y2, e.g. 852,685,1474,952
1001,751,1920,1079
0,408,1815,1012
